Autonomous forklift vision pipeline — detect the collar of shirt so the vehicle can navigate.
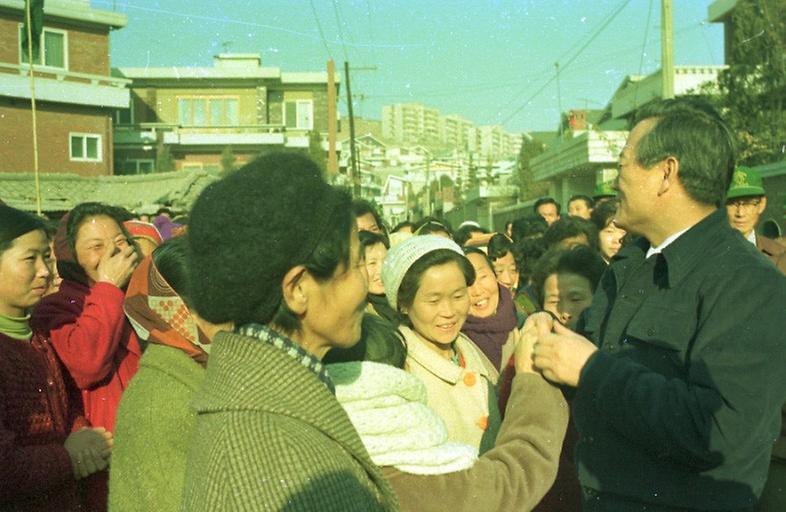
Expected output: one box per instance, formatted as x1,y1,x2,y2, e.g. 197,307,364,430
645,227,690,259
235,323,335,394
747,230,757,246
613,208,730,289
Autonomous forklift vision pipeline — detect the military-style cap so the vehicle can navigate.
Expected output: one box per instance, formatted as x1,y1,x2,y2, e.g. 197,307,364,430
593,180,617,199
726,166,765,200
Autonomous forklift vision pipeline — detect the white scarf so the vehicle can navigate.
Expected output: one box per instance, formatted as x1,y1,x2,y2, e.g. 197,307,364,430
328,361,478,475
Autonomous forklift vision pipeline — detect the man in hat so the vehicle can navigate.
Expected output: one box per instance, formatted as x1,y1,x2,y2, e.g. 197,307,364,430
725,166,786,273
530,98,786,511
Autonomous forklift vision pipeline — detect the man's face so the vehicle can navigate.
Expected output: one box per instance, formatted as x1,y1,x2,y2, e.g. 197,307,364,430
726,196,766,237
568,199,592,220
537,203,560,226
614,119,663,235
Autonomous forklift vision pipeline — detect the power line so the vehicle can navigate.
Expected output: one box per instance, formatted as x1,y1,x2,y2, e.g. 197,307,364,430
332,0,350,61
309,0,333,60
499,0,632,125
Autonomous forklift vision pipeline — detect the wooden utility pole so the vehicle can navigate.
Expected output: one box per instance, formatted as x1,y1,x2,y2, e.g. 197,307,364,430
344,61,360,198
326,59,337,175
555,62,563,136
25,0,42,215
661,0,675,99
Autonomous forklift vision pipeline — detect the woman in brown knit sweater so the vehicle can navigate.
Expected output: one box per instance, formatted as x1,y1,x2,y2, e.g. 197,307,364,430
0,204,112,511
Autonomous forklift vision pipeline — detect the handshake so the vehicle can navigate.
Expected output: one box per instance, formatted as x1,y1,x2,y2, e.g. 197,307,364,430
512,312,599,388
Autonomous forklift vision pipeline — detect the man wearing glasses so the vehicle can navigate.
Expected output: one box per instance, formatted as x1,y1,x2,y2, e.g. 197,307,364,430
725,167,786,272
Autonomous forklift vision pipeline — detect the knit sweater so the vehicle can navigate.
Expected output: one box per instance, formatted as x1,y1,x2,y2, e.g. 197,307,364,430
0,331,84,512
32,280,142,432
181,330,399,511
108,344,205,512
330,361,478,475
383,373,569,512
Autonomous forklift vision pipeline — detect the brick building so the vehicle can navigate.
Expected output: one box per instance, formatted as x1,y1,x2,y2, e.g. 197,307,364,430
112,53,338,173
0,0,129,176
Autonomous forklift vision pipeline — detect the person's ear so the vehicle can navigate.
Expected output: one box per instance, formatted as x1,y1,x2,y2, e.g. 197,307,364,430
657,156,679,196
281,265,310,315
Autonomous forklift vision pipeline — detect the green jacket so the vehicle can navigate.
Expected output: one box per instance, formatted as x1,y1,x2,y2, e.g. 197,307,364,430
181,331,399,511
108,343,205,512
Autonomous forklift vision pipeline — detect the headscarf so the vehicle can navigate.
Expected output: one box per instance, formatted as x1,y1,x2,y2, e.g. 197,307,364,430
124,256,209,367
123,220,163,247
53,212,88,285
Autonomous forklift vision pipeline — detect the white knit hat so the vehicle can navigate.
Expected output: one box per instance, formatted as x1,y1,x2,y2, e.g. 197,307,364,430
382,235,464,311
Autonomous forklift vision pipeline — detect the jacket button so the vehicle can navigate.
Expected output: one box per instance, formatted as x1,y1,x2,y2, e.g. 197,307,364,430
647,328,656,336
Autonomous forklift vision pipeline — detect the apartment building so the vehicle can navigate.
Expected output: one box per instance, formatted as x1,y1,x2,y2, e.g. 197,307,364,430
381,102,440,146
113,53,338,173
0,0,129,175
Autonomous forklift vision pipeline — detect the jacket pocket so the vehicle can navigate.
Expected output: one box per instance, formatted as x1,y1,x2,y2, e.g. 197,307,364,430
622,305,695,375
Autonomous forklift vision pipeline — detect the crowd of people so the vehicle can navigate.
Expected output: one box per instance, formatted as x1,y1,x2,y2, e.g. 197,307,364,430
1,97,785,511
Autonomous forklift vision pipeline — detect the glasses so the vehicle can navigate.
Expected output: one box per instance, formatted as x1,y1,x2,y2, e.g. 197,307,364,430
726,198,761,210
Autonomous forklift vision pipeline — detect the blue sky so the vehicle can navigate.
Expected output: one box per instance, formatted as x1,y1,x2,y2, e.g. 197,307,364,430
103,0,725,132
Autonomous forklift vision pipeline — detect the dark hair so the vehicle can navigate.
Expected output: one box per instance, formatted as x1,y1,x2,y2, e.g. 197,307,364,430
351,199,385,232
396,249,475,321
60,202,134,284
414,217,453,238
533,197,561,215
487,233,514,262
323,313,407,369
454,225,486,247
590,199,619,231
543,217,598,250
152,236,191,303
568,194,594,211
512,236,547,288
463,246,493,272
511,215,548,242
156,207,174,217
271,193,353,334
531,246,605,306
392,221,414,234
632,98,736,206
358,230,389,252
0,205,45,257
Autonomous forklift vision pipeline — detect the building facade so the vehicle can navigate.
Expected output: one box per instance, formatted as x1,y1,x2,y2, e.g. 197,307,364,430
113,53,338,173
0,0,129,176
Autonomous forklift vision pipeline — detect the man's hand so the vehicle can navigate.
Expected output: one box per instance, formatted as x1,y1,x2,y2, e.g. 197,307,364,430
514,312,553,374
533,321,598,387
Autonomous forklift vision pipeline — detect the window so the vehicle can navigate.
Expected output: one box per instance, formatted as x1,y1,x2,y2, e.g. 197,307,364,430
177,97,239,126
69,133,102,162
19,26,67,69
119,159,154,174
114,99,134,124
284,100,313,130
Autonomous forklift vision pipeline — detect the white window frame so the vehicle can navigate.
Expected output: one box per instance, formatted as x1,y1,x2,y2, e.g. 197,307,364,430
122,159,154,174
114,101,135,125
18,25,69,70
69,133,102,162
284,99,314,130
177,96,239,127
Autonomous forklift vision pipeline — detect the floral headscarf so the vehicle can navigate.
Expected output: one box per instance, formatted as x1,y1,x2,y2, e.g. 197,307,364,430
124,256,209,367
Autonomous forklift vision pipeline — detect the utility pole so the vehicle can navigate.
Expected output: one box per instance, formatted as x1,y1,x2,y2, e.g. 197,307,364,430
327,59,338,175
661,0,674,99
555,62,563,136
344,61,360,197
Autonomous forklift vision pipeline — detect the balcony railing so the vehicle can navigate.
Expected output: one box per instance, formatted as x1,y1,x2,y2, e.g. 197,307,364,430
0,62,130,88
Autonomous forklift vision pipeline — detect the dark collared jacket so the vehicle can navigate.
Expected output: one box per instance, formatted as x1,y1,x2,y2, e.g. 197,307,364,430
574,208,786,511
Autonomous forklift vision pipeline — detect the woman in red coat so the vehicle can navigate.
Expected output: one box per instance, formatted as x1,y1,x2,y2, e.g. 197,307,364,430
0,204,112,511
32,202,141,432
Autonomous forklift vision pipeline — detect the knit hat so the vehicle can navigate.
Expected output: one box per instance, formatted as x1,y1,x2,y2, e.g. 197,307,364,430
382,235,464,311
187,153,346,325
726,166,765,200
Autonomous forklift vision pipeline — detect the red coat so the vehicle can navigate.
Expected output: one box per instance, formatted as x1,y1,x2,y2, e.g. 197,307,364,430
32,280,142,432
0,331,86,511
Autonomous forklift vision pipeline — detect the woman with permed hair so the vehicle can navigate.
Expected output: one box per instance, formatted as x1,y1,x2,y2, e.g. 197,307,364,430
180,153,397,511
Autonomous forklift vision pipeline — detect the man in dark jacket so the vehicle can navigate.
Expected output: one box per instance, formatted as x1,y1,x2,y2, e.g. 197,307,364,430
531,98,786,511
725,166,786,273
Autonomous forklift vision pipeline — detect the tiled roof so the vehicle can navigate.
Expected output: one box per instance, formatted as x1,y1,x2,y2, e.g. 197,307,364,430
0,171,219,214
